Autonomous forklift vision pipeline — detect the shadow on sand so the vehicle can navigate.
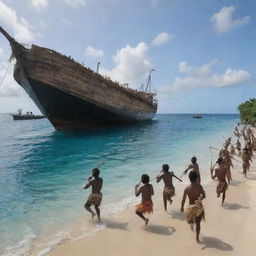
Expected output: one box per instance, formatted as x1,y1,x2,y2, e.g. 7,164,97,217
201,236,233,251
145,225,176,236
246,175,256,180
103,220,129,230
223,203,250,210
169,210,186,221
229,180,243,186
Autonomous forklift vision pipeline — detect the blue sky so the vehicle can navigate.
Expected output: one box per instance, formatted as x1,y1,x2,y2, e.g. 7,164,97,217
0,0,255,113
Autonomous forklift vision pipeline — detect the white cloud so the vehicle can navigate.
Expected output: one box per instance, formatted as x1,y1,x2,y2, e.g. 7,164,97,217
152,32,174,46
0,1,34,42
31,0,48,10
150,0,160,8
101,42,152,88
85,46,104,58
61,18,71,25
62,0,89,7
160,60,252,97
0,48,4,56
211,6,250,33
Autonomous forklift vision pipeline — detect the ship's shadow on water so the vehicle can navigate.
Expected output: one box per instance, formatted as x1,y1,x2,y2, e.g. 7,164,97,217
201,236,233,251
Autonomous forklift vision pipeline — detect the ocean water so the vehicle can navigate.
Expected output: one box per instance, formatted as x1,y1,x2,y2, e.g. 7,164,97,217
0,113,239,256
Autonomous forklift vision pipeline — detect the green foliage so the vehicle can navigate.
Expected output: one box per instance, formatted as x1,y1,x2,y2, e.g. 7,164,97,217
238,98,256,124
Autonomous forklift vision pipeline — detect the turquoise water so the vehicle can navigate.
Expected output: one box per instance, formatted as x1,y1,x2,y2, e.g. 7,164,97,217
0,114,239,255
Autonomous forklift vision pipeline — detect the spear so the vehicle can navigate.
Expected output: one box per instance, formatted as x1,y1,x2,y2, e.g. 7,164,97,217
209,146,243,163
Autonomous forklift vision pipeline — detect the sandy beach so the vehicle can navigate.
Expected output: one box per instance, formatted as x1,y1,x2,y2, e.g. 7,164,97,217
44,160,256,256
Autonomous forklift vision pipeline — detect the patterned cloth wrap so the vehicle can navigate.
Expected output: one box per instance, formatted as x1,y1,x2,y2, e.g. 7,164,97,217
87,193,102,206
185,201,205,224
217,182,228,194
163,186,175,201
136,200,153,214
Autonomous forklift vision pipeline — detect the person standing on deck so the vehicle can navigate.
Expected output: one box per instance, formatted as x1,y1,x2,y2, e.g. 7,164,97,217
183,157,201,184
181,171,206,243
83,168,103,221
156,164,182,211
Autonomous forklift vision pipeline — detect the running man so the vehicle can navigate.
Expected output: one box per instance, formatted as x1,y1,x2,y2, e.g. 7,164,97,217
83,168,103,221
211,158,228,205
223,151,233,184
181,171,206,243
156,164,182,211
183,156,201,184
242,148,250,177
135,174,154,226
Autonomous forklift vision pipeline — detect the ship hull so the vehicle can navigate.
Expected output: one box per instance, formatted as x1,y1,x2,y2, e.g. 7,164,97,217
12,44,156,131
15,67,155,130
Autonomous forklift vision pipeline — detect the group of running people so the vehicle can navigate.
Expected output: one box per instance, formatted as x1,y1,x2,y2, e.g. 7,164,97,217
81,123,255,243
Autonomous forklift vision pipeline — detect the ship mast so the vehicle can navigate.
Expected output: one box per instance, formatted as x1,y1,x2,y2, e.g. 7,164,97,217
96,62,100,73
145,68,155,93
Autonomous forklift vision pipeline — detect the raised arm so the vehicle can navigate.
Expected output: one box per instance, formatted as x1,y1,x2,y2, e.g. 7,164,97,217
172,172,183,182
83,179,92,190
135,184,141,197
184,164,192,175
156,173,162,183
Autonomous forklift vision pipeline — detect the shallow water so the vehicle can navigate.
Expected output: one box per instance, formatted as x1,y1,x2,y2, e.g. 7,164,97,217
0,113,239,255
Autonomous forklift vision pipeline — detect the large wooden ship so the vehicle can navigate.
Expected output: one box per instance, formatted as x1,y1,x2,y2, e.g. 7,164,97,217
0,26,157,130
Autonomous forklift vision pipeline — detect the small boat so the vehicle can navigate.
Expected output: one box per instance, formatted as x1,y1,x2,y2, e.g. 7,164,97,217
11,109,45,120
193,114,202,119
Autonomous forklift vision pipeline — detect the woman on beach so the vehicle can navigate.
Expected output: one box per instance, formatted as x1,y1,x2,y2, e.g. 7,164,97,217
183,156,201,184
135,174,154,226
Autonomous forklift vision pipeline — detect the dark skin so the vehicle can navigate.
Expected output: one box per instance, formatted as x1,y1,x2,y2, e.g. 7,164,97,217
180,182,206,243
211,163,227,205
135,183,154,225
223,153,233,184
242,150,250,177
83,176,103,221
157,171,181,211
184,163,201,184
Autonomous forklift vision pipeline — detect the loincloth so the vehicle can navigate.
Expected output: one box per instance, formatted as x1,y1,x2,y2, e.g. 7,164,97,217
136,200,153,214
185,201,205,224
87,193,102,206
163,186,175,201
217,182,228,194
